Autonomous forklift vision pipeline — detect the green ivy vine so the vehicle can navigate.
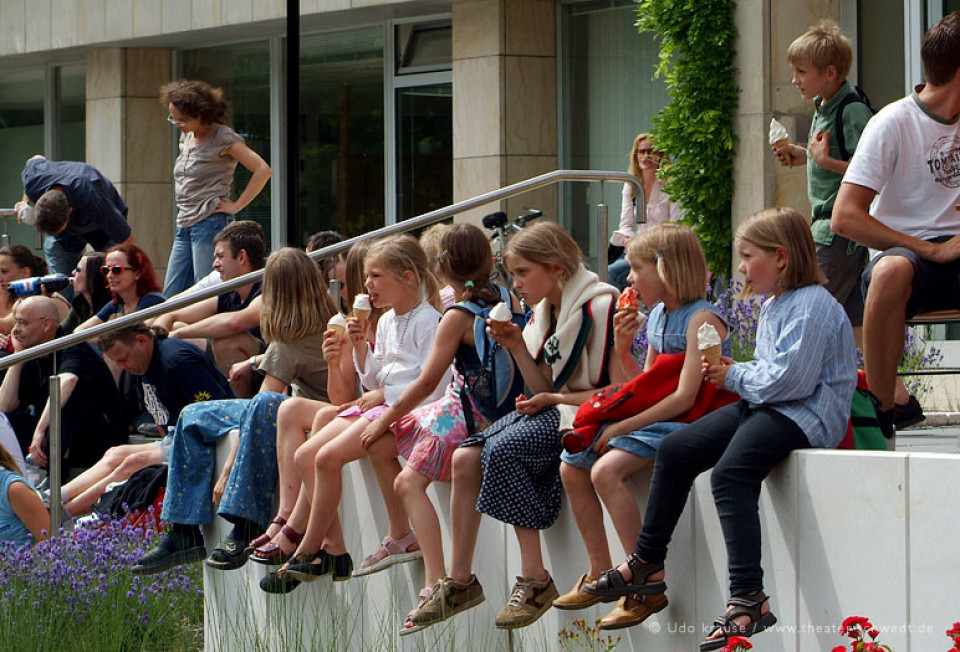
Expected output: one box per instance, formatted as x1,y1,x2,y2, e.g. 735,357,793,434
636,0,739,275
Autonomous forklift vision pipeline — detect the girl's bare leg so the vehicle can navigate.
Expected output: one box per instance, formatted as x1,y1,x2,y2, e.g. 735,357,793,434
448,445,483,582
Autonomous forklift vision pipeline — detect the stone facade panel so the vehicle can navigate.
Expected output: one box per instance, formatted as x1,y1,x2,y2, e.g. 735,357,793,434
106,0,135,41
452,0,500,60
452,56,503,159
503,54,556,157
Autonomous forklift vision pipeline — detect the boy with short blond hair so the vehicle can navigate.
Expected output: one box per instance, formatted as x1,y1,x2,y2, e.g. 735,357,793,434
774,22,872,331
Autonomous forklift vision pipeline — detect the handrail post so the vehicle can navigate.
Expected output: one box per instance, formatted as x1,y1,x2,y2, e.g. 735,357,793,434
48,364,62,535
596,185,608,284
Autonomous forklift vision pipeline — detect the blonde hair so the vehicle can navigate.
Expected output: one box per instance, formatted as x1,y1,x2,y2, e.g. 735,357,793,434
627,133,666,199
419,222,452,272
260,248,338,343
736,207,826,295
787,21,852,80
625,224,709,304
365,235,442,312
504,221,581,284
0,442,19,474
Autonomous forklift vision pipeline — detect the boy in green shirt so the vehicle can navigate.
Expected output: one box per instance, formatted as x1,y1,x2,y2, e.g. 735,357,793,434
773,21,923,428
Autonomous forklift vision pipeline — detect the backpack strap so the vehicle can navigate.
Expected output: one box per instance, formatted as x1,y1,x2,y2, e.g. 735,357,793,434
833,91,863,162
452,285,511,436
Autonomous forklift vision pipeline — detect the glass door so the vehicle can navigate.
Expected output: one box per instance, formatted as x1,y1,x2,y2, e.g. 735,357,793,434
396,83,452,223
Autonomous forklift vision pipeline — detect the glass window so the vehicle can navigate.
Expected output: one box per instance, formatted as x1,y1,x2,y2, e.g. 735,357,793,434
56,63,86,161
179,42,273,247
396,83,452,222
560,1,669,270
0,68,45,249
857,0,905,108
299,26,385,244
396,22,452,74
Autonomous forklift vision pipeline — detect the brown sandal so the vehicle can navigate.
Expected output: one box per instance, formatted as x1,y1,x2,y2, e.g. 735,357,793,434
251,524,302,565
244,516,287,554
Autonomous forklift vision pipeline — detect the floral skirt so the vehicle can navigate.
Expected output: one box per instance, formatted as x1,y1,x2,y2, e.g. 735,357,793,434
394,384,488,483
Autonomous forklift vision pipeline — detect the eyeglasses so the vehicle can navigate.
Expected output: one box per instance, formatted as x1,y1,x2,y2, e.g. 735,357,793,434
166,114,186,126
101,265,133,276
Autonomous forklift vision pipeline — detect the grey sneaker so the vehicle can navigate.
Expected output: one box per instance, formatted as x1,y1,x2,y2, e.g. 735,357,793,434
408,574,485,627
495,575,559,629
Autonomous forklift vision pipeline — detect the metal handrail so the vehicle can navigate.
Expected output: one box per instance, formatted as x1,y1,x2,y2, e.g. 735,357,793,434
0,168,642,533
0,169,642,372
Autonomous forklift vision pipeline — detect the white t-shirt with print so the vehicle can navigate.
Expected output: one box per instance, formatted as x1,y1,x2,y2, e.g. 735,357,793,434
843,92,960,240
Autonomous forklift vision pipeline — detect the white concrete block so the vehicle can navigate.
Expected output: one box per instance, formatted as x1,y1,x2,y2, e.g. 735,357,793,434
797,451,908,652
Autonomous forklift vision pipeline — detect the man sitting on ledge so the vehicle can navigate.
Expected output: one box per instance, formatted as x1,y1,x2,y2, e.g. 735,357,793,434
152,220,265,397
833,10,960,440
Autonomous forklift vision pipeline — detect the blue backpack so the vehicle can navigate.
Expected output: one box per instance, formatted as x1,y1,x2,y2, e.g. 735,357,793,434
452,285,527,433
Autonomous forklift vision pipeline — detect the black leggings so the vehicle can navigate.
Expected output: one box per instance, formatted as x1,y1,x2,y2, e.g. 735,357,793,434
634,401,810,596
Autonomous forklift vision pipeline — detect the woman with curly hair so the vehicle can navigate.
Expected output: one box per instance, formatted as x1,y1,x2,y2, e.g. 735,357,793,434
160,79,272,297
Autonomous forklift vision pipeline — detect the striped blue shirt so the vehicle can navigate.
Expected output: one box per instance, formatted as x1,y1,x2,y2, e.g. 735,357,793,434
724,285,857,448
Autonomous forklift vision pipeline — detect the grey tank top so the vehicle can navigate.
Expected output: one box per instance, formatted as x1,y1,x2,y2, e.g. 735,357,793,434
173,124,243,227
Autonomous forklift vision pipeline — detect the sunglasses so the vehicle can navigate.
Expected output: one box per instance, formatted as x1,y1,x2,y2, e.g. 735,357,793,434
166,114,186,126
101,265,133,276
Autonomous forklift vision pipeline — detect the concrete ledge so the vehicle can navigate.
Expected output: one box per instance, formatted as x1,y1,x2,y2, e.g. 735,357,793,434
203,441,960,651
913,411,960,427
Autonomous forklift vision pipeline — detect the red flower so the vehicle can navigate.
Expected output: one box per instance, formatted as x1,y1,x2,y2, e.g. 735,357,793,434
832,647,848,652
867,628,879,639
721,636,752,651
862,643,878,652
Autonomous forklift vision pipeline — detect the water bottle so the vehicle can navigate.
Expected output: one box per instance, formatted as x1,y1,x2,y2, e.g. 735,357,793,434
8,273,71,298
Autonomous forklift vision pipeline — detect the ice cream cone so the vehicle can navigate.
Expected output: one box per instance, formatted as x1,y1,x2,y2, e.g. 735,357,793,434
352,308,371,325
702,344,722,366
773,137,793,167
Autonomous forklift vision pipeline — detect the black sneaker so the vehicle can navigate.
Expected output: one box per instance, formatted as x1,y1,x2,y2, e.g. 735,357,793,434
877,408,895,441
132,528,206,575
894,395,925,430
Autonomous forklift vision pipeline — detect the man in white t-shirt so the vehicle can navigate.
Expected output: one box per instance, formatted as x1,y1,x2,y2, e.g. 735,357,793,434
833,11,960,439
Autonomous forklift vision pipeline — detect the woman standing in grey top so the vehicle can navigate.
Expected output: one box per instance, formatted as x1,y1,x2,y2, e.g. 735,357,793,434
160,79,272,297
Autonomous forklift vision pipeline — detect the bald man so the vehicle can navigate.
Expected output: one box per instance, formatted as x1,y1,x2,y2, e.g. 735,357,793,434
0,296,129,474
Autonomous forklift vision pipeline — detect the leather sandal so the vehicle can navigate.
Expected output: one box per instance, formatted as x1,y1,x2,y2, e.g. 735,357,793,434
598,593,669,630
584,553,666,597
245,516,287,554
353,531,423,577
699,591,777,651
251,524,302,565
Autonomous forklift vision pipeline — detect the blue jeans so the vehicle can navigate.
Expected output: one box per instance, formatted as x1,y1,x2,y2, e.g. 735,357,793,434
608,255,631,291
162,213,233,298
161,392,288,528
634,402,810,596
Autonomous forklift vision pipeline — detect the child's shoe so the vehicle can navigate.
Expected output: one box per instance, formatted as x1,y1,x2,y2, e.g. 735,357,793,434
353,531,422,577
408,574,485,627
553,573,617,610
495,574,558,629
598,593,668,630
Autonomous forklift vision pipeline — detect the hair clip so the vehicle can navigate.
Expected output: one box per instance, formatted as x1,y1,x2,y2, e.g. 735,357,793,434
655,252,662,260
438,250,450,264
464,280,475,288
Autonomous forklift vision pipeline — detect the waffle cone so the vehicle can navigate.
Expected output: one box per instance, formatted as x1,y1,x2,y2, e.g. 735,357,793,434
773,138,793,167
702,345,722,366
